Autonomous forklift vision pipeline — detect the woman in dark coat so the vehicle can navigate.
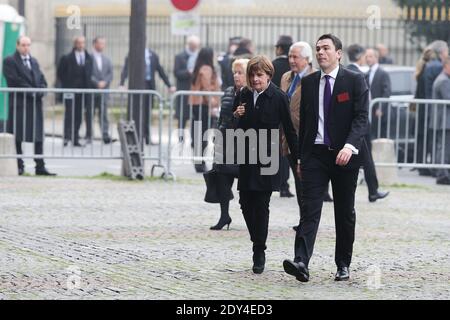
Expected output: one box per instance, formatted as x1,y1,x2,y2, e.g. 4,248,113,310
233,55,298,274
209,58,250,231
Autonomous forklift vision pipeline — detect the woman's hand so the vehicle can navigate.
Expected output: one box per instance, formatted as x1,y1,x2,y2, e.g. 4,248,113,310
233,104,246,118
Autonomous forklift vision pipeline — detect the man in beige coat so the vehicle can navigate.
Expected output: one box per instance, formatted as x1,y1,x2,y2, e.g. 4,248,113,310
280,41,315,229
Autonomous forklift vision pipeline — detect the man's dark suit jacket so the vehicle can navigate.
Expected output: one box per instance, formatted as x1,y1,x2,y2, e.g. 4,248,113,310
299,65,369,169
174,50,192,91
272,56,290,88
120,49,172,90
57,50,93,89
366,66,391,100
234,82,299,191
3,51,47,142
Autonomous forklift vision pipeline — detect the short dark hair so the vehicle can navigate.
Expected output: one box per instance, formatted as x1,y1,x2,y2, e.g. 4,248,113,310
347,44,365,62
317,34,343,51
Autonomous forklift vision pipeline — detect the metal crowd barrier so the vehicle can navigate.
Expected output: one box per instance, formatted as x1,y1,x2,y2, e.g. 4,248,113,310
0,87,167,177
369,97,450,169
168,90,224,180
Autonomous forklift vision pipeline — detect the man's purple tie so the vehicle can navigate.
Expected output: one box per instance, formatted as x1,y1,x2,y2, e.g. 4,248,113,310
323,75,332,147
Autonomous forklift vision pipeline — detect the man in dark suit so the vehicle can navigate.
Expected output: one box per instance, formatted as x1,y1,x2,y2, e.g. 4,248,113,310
431,57,450,185
365,48,391,139
272,35,294,198
120,47,175,145
57,36,94,147
376,44,394,65
218,36,241,91
347,44,389,202
87,36,114,144
283,34,369,282
174,35,200,137
3,36,55,176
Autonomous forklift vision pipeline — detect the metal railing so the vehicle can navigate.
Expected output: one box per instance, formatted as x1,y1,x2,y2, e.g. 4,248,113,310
0,87,168,177
168,91,224,180
369,97,450,169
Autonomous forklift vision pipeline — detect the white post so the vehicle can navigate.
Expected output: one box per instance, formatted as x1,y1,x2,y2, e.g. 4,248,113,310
0,133,19,176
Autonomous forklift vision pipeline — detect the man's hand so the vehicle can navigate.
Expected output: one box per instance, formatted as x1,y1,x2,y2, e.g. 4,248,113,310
296,164,302,180
375,108,383,118
98,81,107,89
233,104,246,118
169,86,177,94
336,147,353,166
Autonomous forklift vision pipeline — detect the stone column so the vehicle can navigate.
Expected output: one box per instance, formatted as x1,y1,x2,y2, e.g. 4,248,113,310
25,0,56,86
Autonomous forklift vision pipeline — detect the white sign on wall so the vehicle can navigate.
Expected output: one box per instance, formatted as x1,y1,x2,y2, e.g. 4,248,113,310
171,12,200,36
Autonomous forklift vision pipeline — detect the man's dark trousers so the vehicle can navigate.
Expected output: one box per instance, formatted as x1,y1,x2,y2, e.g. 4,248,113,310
294,145,358,268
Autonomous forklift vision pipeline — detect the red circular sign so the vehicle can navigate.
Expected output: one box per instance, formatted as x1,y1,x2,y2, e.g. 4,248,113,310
171,0,200,11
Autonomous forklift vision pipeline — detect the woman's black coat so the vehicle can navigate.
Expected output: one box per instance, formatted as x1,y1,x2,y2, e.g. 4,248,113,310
233,82,298,191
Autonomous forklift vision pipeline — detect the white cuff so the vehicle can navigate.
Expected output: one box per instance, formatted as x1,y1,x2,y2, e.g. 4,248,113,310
344,143,359,155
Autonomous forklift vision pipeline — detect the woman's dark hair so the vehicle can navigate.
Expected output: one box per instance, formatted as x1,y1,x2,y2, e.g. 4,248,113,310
192,47,216,84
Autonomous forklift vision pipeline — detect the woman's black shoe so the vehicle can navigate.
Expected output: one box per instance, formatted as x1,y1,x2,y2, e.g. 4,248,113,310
210,218,232,231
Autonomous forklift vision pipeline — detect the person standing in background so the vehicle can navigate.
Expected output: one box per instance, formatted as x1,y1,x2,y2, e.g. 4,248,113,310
365,48,391,139
347,44,389,203
120,46,176,145
273,35,294,198
376,44,394,65
218,37,242,91
280,41,315,229
87,36,114,144
174,35,201,139
57,36,93,147
431,57,450,185
3,36,56,176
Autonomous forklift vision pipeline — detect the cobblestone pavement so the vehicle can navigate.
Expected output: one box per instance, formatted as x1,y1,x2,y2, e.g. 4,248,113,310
0,174,449,300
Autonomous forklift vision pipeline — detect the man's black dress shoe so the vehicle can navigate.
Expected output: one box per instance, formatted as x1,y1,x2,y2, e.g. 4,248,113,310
283,259,309,282
252,251,265,274
335,267,350,281
18,167,25,176
103,137,117,144
36,168,57,176
436,176,450,185
73,141,84,147
280,189,295,198
369,190,389,202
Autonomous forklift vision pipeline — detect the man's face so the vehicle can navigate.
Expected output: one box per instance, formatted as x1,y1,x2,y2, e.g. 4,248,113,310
365,49,378,67
17,37,31,56
75,37,86,51
187,39,200,53
440,47,449,61
94,38,106,52
316,38,341,71
443,62,450,76
289,47,308,73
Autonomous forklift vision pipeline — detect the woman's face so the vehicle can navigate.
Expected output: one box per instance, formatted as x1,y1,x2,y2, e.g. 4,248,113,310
233,65,247,89
249,70,271,92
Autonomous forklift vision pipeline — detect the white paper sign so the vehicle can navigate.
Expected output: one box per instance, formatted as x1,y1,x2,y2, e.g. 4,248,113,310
171,12,200,36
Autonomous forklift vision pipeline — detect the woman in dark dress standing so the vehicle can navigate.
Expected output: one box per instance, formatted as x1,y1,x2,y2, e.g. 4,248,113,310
233,55,298,274
210,59,250,230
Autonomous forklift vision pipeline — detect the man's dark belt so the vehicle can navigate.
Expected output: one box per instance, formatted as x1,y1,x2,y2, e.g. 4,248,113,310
313,144,336,152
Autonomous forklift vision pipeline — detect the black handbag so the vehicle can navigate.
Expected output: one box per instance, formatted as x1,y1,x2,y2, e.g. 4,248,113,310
203,169,234,204
203,169,220,203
